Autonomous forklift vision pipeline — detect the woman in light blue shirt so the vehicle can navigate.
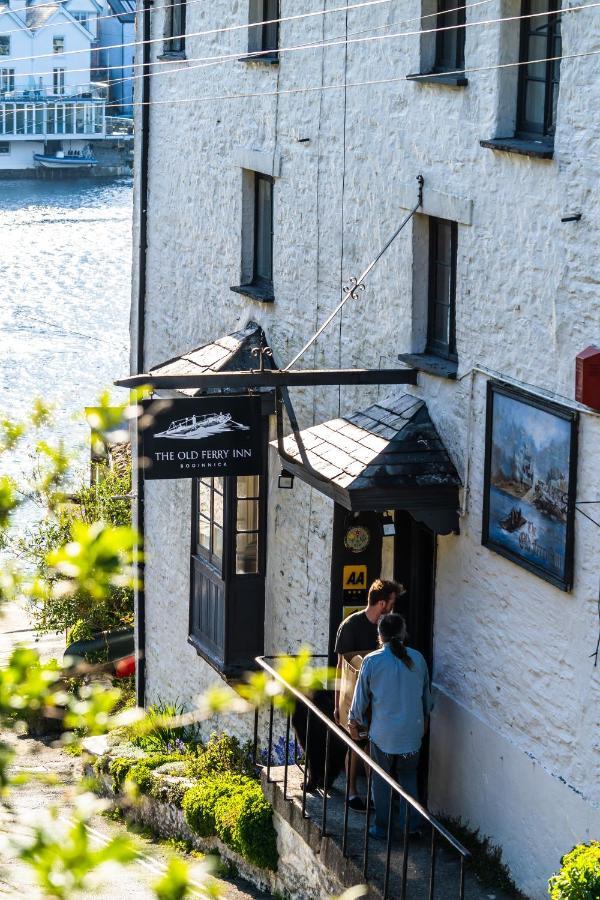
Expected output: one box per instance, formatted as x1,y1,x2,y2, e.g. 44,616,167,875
348,613,432,840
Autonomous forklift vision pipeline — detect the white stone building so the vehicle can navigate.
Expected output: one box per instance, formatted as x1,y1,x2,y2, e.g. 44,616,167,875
127,2,600,896
0,0,106,169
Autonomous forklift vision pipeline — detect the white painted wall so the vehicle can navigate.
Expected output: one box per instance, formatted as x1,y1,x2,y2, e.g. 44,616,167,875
134,2,600,896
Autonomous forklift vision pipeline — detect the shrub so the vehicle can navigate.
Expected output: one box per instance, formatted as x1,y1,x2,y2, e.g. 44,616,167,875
109,752,184,791
130,700,199,754
184,733,254,780
22,464,134,636
66,619,94,645
182,774,278,871
548,842,600,900
182,775,248,837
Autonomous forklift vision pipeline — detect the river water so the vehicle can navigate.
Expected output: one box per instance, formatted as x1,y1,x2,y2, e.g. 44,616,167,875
0,177,132,489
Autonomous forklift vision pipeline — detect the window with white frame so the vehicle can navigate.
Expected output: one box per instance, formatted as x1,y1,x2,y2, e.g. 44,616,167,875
53,36,65,53
53,68,65,95
72,12,89,29
0,36,10,56
0,141,10,154
1,68,14,93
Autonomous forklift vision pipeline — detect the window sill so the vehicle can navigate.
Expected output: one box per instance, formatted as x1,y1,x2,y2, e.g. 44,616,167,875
406,71,468,87
187,635,252,682
230,283,275,303
157,50,187,61
238,52,279,65
398,352,458,380
479,137,554,159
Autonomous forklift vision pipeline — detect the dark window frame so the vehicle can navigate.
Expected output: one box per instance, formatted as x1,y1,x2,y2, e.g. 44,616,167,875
189,429,268,676
433,0,466,72
426,217,458,361
163,0,186,56
0,141,10,154
0,36,10,57
252,172,274,291
516,0,561,140
248,0,279,56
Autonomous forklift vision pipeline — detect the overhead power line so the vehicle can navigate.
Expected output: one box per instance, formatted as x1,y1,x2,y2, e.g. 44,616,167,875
7,2,591,87
1,0,397,61
11,0,496,83
102,48,600,111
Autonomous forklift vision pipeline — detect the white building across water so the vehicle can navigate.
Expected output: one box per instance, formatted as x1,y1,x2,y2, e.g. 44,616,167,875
0,0,132,170
123,1,600,897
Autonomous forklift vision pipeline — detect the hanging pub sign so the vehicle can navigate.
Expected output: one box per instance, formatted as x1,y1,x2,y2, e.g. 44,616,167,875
140,396,262,480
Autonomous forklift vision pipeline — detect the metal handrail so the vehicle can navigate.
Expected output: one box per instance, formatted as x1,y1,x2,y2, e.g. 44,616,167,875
256,655,469,858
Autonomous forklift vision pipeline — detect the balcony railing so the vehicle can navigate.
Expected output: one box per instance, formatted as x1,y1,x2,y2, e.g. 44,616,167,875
0,83,108,101
0,99,105,137
255,655,471,900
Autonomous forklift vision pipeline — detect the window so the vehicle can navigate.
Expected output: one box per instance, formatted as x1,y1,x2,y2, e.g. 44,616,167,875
253,174,273,290
0,141,9,154
0,36,10,56
53,68,65,95
516,0,561,140
163,0,186,55
427,218,457,360
434,0,465,71
190,467,267,675
53,36,65,53
1,68,14,93
248,0,279,56
72,12,89,29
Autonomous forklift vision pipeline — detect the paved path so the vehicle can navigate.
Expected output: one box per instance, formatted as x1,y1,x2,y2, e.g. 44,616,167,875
0,602,271,899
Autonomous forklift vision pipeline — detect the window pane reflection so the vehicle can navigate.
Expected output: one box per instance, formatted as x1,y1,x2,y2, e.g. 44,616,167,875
237,475,259,499
198,515,210,550
236,532,258,573
237,499,259,533
213,524,223,561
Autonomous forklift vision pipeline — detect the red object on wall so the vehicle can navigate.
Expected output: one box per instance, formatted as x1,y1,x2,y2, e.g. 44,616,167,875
115,655,136,678
576,346,600,410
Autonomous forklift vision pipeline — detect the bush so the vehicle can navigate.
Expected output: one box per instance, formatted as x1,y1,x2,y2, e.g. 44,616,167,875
109,752,184,791
182,774,277,871
130,700,200,754
184,732,253,780
182,775,248,837
66,619,94,645
548,842,600,900
22,464,134,637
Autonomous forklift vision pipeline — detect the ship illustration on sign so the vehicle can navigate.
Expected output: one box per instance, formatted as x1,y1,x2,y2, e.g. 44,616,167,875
155,412,250,440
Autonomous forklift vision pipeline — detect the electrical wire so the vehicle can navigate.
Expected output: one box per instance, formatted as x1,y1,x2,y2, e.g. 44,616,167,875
99,47,600,111
4,0,588,70
0,0,496,83
0,0,400,61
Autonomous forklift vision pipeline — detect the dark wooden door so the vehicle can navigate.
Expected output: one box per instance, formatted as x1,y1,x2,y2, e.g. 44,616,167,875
393,511,436,802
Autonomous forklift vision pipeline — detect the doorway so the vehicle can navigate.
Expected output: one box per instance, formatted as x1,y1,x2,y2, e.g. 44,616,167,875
328,506,436,800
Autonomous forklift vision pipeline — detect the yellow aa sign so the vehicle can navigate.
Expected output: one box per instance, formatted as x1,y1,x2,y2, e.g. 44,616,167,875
342,564,367,591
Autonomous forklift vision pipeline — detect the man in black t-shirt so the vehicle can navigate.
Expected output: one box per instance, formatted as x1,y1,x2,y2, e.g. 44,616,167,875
334,579,404,810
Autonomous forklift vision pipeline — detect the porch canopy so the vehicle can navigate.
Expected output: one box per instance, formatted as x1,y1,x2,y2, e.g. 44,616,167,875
147,321,269,396
274,393,461,534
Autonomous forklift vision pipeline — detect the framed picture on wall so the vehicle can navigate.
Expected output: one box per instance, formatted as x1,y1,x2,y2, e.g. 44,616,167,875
482,381,578,591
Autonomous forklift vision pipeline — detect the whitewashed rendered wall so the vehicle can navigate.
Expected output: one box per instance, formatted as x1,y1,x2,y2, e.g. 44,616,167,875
134,1,600,895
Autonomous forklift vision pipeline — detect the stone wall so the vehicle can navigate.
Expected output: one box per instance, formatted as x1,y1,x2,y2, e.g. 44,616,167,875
133,1,600,895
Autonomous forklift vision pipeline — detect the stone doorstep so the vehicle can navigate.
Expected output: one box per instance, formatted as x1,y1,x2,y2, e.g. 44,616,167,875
81,753,276,897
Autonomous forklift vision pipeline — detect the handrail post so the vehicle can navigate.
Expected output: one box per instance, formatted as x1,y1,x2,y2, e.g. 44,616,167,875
400,800,410,900
252,706,259,766
301,709,311,818
429,828,436,900
383,788,394,899
363,765,373,879
283,711,291,801
459,855,466,900
266,700,274,783
342,754,351,857
321,729,331,836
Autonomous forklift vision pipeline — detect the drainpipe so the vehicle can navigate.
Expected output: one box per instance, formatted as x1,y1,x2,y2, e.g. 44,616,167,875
134,0,151,708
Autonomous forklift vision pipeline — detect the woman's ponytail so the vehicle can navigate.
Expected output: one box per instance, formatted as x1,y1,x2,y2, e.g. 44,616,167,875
378,614,413,670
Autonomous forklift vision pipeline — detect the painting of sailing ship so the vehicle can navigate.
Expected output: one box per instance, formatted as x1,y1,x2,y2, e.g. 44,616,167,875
482,382,578,590
155,412,250,440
